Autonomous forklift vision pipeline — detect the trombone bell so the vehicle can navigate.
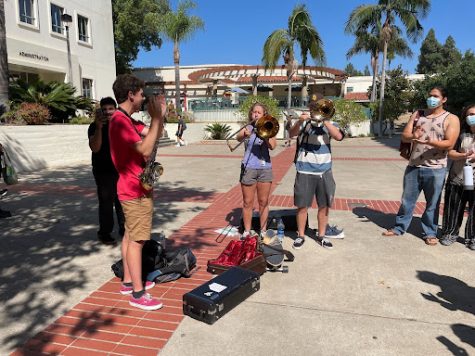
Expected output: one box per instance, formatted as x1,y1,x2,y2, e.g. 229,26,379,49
226,115,280,152
312,98,335,120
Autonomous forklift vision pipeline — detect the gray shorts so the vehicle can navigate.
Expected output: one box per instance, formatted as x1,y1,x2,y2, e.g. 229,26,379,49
294,170,336,208
240,168,273,185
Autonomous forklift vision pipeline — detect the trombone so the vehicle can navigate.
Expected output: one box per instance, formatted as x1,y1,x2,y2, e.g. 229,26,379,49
226,115,280,152
307,98,335,121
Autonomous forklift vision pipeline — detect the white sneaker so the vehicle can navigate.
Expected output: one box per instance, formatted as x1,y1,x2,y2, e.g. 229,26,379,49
240,231,250,240
176,143,180,147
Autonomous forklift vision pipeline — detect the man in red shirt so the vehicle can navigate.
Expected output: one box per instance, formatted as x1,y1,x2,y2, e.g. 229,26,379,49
109,74,165,310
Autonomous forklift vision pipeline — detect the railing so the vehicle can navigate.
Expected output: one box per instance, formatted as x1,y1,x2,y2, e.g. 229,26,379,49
189,96,341,111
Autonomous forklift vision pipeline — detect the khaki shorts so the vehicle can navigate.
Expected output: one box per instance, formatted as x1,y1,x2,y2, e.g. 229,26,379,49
121,197,153,241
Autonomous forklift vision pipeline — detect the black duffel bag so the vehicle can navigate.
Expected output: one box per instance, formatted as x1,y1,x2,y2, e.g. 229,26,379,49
111,239,166,281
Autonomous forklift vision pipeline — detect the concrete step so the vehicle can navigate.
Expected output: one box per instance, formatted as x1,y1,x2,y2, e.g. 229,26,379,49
158,138,175,147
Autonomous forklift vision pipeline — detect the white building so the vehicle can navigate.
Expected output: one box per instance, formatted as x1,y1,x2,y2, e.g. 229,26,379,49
4,0,116,100
344,74,425,102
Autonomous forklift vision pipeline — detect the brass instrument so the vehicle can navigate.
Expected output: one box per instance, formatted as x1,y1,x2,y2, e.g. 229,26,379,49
308,98,335,121
139,137,164,191
226,115,280,152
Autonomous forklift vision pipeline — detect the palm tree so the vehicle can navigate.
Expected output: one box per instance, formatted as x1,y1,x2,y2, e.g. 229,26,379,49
347,23,412,102
161,0,204,113
0,0,9,114
346,0,430,135
262,4,325,109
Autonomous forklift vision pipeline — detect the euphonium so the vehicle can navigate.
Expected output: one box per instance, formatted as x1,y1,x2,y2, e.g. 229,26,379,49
226,115,280,152
139,139,164,191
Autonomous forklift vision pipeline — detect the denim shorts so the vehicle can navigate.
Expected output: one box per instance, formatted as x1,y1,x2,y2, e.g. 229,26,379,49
294,170,336,208
240,168,273,185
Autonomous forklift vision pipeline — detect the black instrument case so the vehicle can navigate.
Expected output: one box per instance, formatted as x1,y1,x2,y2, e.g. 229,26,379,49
183,267,260,324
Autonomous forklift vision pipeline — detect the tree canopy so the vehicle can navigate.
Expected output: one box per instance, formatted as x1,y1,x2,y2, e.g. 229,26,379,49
112,0,170,74
416,29,462,74
344,63,363,76
412,51,475,115
161,0,204,112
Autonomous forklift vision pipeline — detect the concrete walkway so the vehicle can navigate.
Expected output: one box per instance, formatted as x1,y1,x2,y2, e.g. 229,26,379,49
1,137,474,355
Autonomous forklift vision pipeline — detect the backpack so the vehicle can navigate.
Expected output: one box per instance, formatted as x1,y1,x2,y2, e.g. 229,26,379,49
146,247,197,283
111,239,166,280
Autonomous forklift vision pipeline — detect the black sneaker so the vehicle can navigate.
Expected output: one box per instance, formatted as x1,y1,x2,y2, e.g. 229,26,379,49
98,234,117,246
292,236,305,249
316,236,333,249
0,209,12,219
0,189,7,198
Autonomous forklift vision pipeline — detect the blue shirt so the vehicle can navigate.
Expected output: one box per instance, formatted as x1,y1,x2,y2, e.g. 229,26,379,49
242,125,271,169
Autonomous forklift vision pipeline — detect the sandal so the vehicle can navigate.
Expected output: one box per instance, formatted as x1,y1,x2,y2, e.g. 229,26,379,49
382,229,399,237
424,237,438,246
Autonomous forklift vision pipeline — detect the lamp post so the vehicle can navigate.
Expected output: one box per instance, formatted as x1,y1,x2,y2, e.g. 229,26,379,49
60,13,73,84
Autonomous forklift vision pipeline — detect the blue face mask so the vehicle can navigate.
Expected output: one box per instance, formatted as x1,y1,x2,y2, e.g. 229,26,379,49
466,115,475,126
426,96,441,109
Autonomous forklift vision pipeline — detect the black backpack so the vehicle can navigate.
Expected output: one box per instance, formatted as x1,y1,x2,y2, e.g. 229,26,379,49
146,247,197,283
111,239,166,281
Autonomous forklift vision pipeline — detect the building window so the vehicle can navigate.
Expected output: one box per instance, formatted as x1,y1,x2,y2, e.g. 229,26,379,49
51,4,64,34
19,0,35,25
82,79,93,98
347,87,354,93
77,15,90,43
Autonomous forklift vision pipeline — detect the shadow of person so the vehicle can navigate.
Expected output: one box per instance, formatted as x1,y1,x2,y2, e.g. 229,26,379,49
417,271,475,316
353,206,425,238
436,335,469,356
452,324,475,348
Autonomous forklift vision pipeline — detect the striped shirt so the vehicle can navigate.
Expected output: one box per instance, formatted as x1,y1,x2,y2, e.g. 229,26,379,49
295,121,342,175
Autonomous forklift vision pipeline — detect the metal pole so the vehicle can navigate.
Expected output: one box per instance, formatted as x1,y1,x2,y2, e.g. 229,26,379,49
65,25,73,84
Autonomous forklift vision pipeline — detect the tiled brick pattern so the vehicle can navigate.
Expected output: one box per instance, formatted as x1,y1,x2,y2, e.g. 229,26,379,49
12,146,438,355
13,148,296,355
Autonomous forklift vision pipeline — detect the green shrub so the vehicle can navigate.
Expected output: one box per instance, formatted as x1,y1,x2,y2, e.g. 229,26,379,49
332,99,368,130
69,116,93,124
9,79,93,122
204,122,232,140
0,110,26,125
166,111,193,123
237,96,281,123
13,103,50,125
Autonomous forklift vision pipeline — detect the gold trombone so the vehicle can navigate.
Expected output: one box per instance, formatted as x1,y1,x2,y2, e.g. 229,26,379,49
226,115,280,152
307,98,335,121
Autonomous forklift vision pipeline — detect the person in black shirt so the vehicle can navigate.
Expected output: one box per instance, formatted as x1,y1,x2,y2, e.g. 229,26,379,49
88,97,125,245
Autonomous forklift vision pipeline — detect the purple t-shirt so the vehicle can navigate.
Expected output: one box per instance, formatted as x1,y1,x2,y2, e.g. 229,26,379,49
242,125,271,169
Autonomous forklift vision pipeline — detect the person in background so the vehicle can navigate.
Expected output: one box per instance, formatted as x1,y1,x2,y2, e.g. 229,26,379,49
175,114,187,147
237,102,276,239
383,86,460,246
440,104,475,250
88,97,125,245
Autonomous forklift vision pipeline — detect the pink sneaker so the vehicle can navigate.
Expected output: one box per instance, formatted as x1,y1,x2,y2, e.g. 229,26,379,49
119,281,155,295
129,293,163,311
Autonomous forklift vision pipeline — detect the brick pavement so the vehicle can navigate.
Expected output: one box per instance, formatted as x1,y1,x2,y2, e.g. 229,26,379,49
12,146,435,355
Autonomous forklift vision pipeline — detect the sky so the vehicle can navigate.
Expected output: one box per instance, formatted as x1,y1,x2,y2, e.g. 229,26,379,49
133,0,475,74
